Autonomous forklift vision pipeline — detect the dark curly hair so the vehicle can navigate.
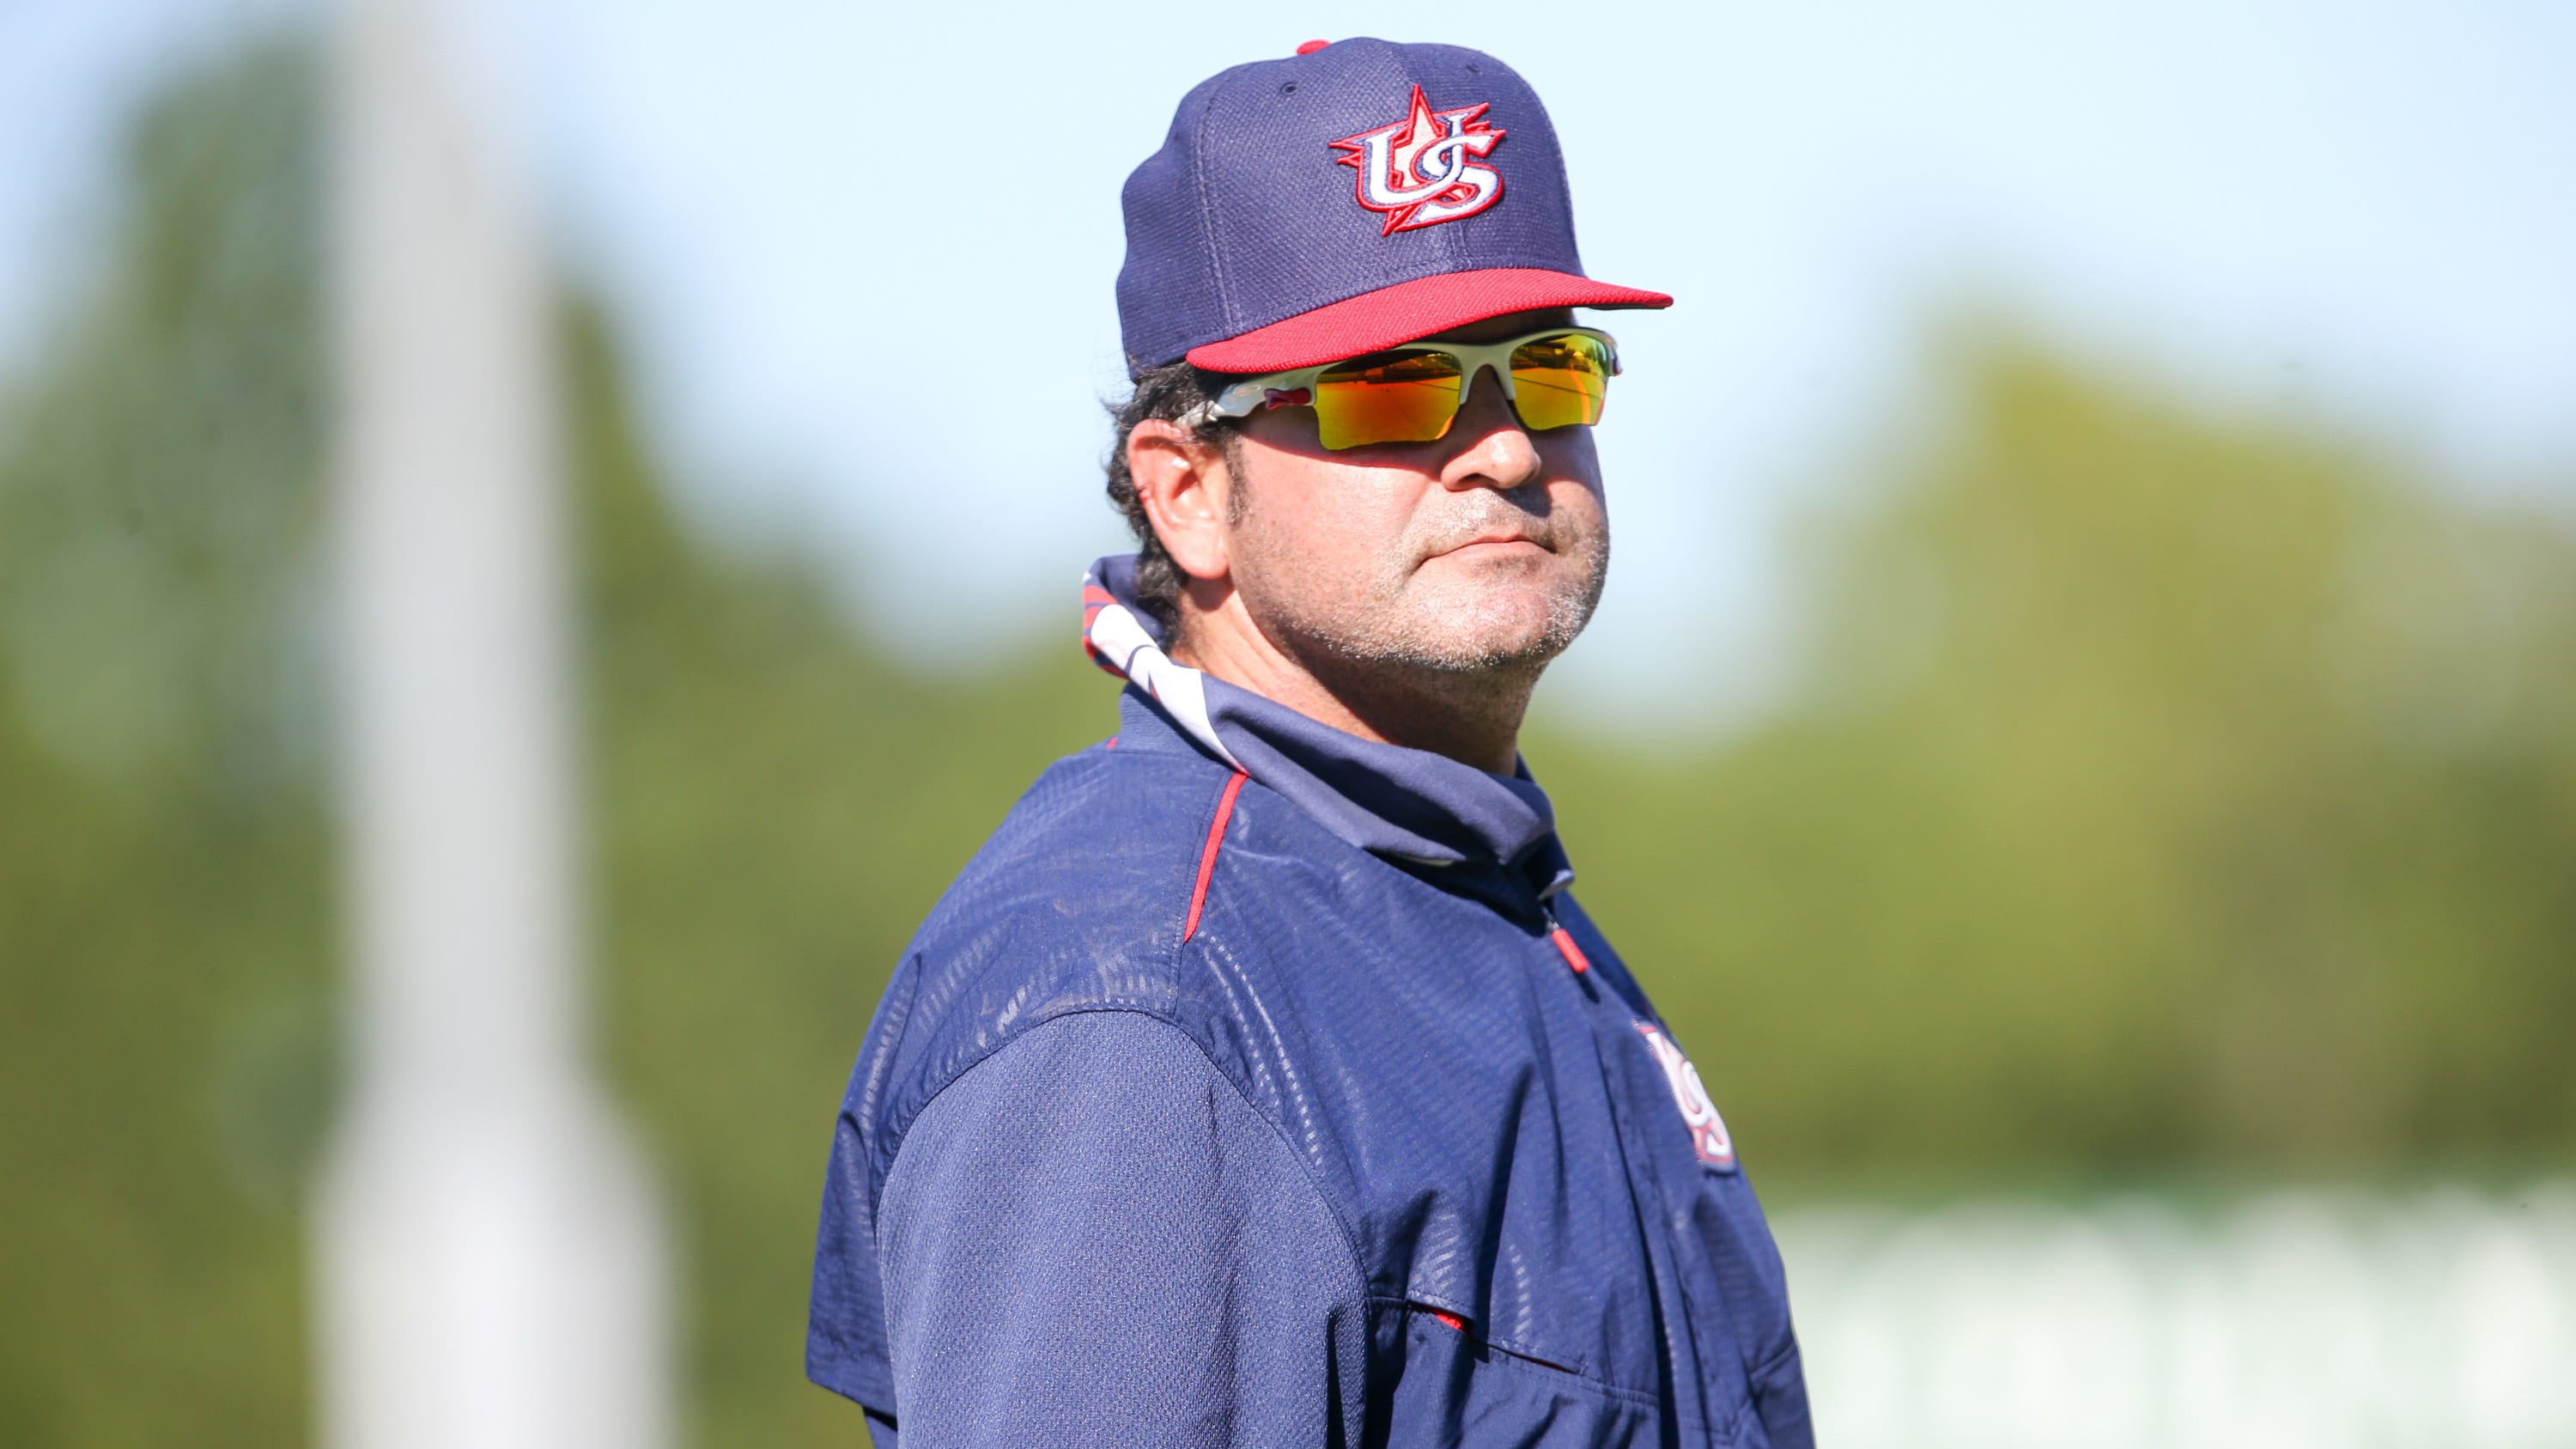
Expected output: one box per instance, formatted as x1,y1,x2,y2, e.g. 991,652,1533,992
1102,360,1244,636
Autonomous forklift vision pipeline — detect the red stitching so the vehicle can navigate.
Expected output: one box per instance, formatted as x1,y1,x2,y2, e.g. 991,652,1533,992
1413,1305,1583,1375
1182,770,1249,943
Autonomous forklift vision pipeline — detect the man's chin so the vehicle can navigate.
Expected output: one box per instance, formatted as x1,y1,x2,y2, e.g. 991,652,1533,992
1395,600,1589,674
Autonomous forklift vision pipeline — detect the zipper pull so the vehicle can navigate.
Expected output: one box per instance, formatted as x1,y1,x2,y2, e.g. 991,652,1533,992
1543,904,1591,974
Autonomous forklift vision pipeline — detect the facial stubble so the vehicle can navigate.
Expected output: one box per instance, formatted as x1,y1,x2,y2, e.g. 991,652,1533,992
1230,472,1610,687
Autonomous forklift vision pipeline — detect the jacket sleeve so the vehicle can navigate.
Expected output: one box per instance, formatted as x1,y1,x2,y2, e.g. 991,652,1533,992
872,1010,1369,1448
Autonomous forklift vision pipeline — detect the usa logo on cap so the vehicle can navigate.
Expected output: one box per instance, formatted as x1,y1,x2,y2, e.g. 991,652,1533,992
1332,84,1506,235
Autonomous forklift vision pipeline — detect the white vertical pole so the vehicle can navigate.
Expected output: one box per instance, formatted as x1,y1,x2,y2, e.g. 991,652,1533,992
316,2,671,1446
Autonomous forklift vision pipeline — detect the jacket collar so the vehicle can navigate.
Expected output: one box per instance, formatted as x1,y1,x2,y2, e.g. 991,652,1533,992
1084,555,1573,895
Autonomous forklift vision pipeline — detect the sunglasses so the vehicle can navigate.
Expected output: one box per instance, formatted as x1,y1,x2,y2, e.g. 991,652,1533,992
1181,326,1620,451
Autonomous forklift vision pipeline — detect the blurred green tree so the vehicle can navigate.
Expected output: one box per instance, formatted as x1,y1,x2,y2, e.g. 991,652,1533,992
2,30,2570,1449
1547,340,2576,1184
571,297,1108,1446
0,36,1109,1448
0,37,328,1446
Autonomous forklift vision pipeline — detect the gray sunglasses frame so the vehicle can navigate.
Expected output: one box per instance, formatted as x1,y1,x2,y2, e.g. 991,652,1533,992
1175,326,1621,435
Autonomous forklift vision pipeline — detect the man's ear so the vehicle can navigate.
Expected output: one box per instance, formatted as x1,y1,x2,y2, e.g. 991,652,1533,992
1127,420,1234,582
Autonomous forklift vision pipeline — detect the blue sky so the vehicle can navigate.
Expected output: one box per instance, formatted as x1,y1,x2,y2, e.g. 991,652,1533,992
5,1,2572,722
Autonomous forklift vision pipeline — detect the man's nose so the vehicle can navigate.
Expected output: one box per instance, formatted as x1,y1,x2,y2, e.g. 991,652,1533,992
1441,366,1543,492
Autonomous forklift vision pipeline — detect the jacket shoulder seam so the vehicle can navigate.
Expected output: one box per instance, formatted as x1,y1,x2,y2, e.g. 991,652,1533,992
880,1004,1374,1310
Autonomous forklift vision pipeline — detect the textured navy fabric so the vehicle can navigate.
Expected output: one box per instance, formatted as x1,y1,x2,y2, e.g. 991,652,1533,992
877,1012,1364,1447
1116,38,1594,374
807,666,1814,1444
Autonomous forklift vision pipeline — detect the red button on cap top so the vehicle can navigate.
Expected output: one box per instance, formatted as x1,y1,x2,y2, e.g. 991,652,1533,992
1295,39,1330,55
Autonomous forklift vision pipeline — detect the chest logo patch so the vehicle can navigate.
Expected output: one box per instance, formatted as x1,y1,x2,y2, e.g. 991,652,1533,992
1633,1022,1736,1170
1330,84,1506,235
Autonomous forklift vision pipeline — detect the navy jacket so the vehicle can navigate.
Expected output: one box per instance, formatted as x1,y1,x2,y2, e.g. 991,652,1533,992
808,561,1810,1447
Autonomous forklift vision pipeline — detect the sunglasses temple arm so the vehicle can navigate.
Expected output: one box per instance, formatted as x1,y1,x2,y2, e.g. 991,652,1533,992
1176,379,1285,429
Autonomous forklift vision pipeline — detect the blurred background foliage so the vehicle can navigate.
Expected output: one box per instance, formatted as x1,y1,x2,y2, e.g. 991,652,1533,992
1,35,2568,1448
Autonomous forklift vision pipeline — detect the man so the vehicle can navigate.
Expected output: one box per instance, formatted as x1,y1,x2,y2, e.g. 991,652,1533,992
808,37,1810,1448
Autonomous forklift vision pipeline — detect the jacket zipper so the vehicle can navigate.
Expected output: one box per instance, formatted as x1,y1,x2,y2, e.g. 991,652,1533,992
1542,903,1590,974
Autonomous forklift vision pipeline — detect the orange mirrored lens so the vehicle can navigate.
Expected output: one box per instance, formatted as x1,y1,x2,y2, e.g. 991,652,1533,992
1507,333,1613,431
1313,350,1463,449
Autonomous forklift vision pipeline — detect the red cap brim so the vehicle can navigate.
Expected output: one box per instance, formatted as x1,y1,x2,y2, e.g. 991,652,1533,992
1182,267,1672,374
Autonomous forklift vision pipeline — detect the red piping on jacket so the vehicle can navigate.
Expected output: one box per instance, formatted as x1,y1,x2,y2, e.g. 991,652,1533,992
1183,770,1249,943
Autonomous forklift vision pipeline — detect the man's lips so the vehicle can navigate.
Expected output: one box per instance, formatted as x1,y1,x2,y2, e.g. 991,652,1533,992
1431,530,1548,560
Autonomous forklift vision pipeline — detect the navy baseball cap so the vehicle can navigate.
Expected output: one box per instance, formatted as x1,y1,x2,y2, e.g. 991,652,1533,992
1116,38,1671,378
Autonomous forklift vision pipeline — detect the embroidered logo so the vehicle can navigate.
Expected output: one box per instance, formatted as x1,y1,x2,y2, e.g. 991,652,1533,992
1330,84,1506,235
1633,1022,1736,1169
